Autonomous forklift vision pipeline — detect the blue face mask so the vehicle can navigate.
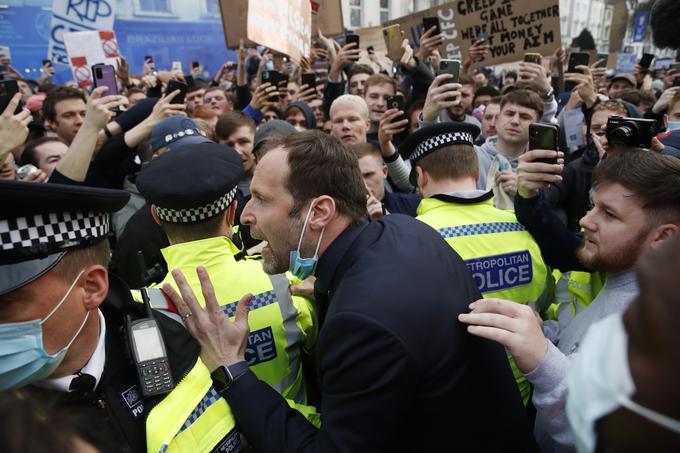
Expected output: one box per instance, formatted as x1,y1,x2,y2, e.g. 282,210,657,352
667,121,680,131
0,270,89,391
289,201,325,280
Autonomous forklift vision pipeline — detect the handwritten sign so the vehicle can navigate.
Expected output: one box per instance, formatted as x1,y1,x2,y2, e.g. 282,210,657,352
63,30,120,87
311,0,344,37
385,0,560,67
48,0,116,68
247,0,311,62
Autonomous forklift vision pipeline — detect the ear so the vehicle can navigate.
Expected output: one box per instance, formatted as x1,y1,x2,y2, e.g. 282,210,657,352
415,165,427,189
227,200,237,226
310,196,336,230
648,224,678,251
150,205,161,225
382,163,388,179
664,113,669,130
80,265,108,311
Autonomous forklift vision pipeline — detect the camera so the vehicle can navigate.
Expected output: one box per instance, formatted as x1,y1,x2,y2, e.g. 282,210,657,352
605,116,657,149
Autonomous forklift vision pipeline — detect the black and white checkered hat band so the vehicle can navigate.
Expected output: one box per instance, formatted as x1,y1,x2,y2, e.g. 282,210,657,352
409,132,475,162
155,187,238,224
0,211,110,256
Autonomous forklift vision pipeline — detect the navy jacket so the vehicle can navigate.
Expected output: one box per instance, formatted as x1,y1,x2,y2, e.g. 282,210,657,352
224,215,535,452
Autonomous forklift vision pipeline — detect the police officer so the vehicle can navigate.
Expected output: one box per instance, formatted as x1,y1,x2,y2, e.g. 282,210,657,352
400,123,552,405
133,142,319,429
0,180,241,453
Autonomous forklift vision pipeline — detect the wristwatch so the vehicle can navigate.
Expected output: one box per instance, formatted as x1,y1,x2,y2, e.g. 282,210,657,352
211,361,249,394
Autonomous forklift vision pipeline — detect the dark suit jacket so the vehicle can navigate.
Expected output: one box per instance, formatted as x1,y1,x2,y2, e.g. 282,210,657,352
225,215,535,452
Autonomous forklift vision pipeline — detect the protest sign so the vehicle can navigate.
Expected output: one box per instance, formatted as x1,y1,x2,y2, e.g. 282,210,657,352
311,0,344,37
385,0,561,67
63,30,120,87
219,0,251,49
247,0,311,62
616,53,638,73
48,0,116,67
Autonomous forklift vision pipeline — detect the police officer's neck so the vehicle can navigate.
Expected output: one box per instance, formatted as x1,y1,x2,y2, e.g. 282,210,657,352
420,176,478,199
50,310,101,379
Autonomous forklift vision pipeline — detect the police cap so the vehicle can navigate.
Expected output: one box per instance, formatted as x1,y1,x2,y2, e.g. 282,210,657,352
136,142,244,224
0,180,130,295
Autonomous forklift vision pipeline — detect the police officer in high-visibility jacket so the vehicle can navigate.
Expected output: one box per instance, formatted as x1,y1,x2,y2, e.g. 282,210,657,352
400,123,552,405
133,143,319,450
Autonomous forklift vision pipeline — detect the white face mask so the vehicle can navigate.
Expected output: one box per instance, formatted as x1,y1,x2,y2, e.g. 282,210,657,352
566,312,680,452
667,121,680,131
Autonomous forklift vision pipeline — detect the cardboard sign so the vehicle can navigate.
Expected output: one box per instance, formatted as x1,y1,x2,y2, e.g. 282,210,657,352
63,30,120,87
311,0,344,37
220,0,251,50
385,0,561,67
247,0,311,62
48,0,117,68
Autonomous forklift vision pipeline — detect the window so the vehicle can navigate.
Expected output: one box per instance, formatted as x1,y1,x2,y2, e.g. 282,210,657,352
380,0,389,23
135,0,172,14
350,0,361,28
205,0,219,15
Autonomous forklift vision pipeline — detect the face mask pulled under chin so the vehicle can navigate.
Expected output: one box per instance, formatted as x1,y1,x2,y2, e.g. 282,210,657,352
0,270,89,390
289,201,325,280
566,311,680,452
666,121,680,132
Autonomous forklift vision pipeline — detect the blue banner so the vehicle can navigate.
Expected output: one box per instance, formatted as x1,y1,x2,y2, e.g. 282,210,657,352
633,12,650,43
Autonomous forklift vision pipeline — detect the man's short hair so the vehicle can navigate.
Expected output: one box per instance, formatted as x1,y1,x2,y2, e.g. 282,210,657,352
349,142,382,161
500,89,544,120
592,100,628,118
187,79,208,94
459,74,475,87
51,240,111,282
592,151,680,228
126,87,146,97
278,130,367,221
364,73,397,94
417,144,479,181
619,89,642,107
669,90,680,113
159,213,226,244
21,137,65,166
215,110,256,140
42,86,85,122
330,95,369,121
348,64,375,80
475,86,500,99
488,95,502,106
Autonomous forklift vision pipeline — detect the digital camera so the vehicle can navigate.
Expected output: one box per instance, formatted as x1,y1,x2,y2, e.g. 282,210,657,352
606,116,657,149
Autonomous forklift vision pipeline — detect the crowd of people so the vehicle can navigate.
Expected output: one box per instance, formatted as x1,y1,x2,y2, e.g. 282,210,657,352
2,1,680,452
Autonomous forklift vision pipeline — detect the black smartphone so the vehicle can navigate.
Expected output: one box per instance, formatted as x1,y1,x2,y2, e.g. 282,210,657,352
301,72,316,89
639,53,655,70
0,79,21,114
42,59,52,67
192,61,200,69
529,123,560,164
524,53,542,64
596,53,609,68
476,32,489,45
92,64,118,95
262,70,281,100
165,79,188,104
145,55,153,63
673,76,680,88
437,59,461,83
387,95,405,112
346,34,360,49
422,16,440,36
567,52,590,73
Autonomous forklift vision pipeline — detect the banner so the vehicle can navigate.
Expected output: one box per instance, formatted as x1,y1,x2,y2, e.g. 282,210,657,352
632,12,649,43
63,30,120,87
48,0,116,68
247,0,311,62
311,0,344,37
385,0,561,67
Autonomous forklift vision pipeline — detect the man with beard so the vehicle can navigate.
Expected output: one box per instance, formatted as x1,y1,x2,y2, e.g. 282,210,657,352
160,130,535,452
459,150,680,451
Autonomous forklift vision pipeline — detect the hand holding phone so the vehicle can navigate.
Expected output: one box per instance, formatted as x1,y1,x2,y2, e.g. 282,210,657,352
529,123,560,164
165,79,188,104
437,59,461,83
422,16,440,36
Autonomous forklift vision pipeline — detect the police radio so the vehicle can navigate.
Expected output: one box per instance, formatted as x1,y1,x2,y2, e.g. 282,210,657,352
127,252,175,397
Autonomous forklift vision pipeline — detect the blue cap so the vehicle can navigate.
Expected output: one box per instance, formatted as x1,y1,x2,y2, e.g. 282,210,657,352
150,116,211,152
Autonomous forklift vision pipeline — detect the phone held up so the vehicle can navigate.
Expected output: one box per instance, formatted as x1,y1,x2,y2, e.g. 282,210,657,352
437,59,461,83
529,123,560,165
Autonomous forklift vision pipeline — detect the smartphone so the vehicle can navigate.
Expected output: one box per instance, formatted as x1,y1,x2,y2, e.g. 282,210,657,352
438,59,461,83
529,123,560,165
422,16,440,36
192,61,200,69
639,53,655,70
567,52,590,73
145,55,153,63
92,64,118,95
301,72,316,89
475,32,489,45
596,53,609,68
165,79,188,104
524,53,542,64
0,80,20,114
383,24,402,61
673,76,680,88
387,95,405,112
262,70,281,100
346,33,360,50
42,59,52,67
171,61,182,73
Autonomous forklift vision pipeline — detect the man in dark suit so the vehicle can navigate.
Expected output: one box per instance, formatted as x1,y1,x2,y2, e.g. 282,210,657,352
163,130,536,452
